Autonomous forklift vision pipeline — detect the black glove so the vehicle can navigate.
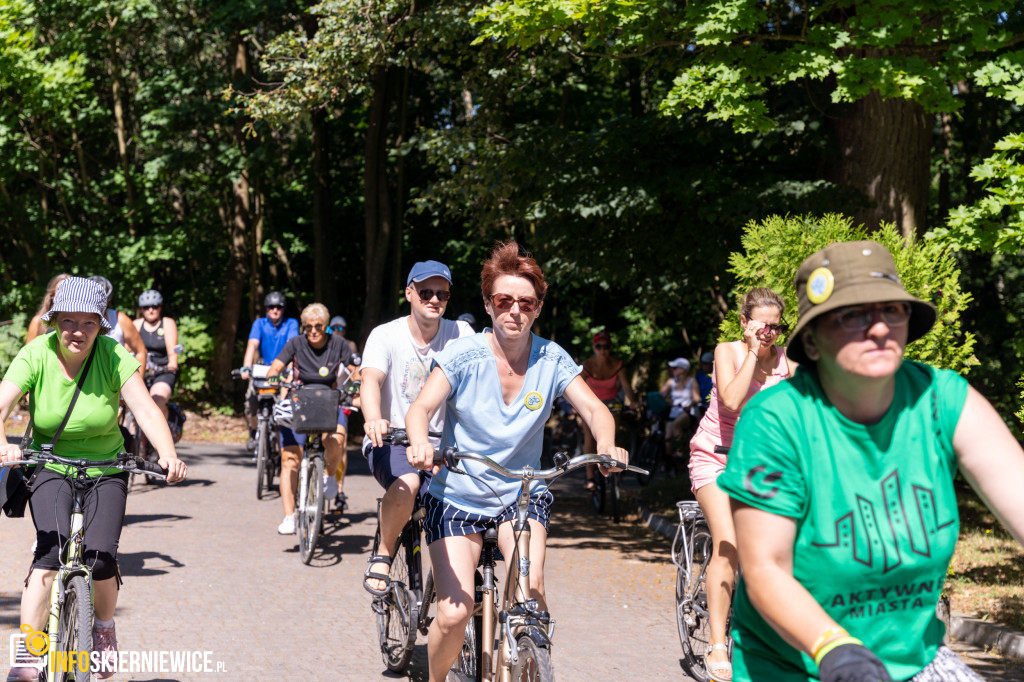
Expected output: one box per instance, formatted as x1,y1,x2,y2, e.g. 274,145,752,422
817,643,893,682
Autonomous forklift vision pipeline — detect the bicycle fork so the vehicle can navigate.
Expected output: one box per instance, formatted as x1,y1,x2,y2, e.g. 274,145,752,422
46,507,91,682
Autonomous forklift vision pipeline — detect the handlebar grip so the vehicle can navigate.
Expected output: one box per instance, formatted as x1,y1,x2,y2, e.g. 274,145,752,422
135,459,168,476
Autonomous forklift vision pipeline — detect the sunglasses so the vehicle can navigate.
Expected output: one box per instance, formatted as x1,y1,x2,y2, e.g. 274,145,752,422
303,323,325,333
489,293,541,313
594,343,611,350
758,323,789,335
832,302,911,332
266,305,284,311
142,305,160,310
414,288,451,303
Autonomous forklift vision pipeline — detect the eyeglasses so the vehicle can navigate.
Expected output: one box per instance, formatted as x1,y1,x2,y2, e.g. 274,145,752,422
415,288,451,303
489,293,541,313
266,305,284,311
594,343,611,350
831,302,911,332
303,323,325,333
759,323,789,335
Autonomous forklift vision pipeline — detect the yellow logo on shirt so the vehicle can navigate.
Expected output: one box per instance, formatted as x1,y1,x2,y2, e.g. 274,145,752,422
318,366,329,377
156,327,165,337
524,392,544,411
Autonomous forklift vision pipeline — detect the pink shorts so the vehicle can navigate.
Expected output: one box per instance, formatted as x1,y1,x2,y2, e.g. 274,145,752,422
688,428,728,494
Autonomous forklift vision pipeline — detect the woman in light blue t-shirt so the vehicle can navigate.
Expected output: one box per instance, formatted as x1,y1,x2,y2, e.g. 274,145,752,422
405,241,629,682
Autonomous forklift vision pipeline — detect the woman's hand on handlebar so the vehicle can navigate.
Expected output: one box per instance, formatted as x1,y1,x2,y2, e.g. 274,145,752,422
406,442,438,474
364,418,392,448
0,442,23,464
596,442,629,475
158,456,188,483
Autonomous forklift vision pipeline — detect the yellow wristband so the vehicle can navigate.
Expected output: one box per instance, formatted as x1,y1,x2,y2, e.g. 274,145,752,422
810,627,849,660
813,636,862,667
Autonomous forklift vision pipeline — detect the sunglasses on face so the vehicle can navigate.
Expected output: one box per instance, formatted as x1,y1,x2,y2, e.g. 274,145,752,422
757,323,788,335
142,305,160,311
594,343,611,350
414,288,451,303
489,293,541,313
303,323,325,333
266,305,284,311
831,302,911,332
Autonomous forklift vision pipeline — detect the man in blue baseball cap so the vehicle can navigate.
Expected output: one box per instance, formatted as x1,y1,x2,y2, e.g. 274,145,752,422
359,260,473,596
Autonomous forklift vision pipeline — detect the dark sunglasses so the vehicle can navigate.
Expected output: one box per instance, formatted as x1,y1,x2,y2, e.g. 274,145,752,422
303,323,325,333
266,305,284,311
489,293,541,313
594,343,612,350
415,288,451,303
142,305,160,310
759,323,789,335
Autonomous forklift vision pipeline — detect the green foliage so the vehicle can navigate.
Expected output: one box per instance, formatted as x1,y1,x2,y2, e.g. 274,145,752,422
929,132,1024,253
721,214,975,374
0,316,29,378
174,315,214,401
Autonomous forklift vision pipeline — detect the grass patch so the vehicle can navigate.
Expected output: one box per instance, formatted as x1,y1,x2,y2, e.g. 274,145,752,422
638,472,1024,631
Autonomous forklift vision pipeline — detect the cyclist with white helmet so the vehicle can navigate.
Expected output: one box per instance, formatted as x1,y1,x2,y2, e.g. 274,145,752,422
133,290,179,420
87,276,147,376
328,315,360,363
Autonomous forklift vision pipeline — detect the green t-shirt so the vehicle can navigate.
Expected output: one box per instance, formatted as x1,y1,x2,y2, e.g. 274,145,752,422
718,361,968,682
5,334,140,476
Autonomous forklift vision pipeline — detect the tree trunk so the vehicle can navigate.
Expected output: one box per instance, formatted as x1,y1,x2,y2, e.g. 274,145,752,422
107,15,137,233
827,91,933,240
210,37,253,394
310,108,336,313
361,66,397,345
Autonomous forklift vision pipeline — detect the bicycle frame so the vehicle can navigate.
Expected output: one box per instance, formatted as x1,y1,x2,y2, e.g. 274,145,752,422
44,483,92,682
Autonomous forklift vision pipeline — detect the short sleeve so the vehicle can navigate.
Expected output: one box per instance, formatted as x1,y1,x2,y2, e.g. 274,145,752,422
542,341,582,397
247,319,261,341
360,326,391,374
3,343,39,393
718,390,808,519
934,366,969,451
111,339,141,387
284,318,300,341
275,336,298,365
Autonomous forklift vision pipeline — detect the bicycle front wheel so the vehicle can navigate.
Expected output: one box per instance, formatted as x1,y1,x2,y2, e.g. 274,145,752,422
609,472,621,523
510,632,553,681
298,455,325,565
52,574,93,682
377,532,417,672
255,420,270,500
634,434,661,486
678,522,713,682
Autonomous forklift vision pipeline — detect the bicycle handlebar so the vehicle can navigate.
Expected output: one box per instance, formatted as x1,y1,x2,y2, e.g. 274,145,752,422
437,449,648,481
1,449,168,480
382,427,443,446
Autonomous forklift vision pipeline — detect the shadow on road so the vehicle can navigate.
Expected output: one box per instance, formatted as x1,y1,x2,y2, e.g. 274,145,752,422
0,594,22,629
123,513,191,526
119,551,185,577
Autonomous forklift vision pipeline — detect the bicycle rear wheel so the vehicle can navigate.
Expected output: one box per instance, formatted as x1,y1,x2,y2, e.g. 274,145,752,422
609,472,621,523
510,632,553,681
376,529,417,672
678,522,713,682
298,455,325,565
590,474,605,515
419,568,435,635
51,574,93,681
255,420,269,500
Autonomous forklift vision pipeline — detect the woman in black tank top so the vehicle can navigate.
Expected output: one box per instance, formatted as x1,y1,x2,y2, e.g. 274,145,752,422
133,290,179,419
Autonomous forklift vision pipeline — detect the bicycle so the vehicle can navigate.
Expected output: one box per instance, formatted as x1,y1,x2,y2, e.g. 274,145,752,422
1,447,166,682
232,366,281,500
671,445,732,682
436,447,648,682
122,345,186,486
633,392,669,487
368,428,441,673
589,400,640,523
274,382,349,564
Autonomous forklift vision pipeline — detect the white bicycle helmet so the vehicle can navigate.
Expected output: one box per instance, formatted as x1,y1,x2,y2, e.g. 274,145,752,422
138,289,163,307
272,398,294,428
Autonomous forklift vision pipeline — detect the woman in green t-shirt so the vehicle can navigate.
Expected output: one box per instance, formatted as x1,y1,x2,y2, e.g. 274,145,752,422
0,277,188,682
719,241,1024,682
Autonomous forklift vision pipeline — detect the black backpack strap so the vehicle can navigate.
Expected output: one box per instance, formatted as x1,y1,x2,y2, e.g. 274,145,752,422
50,342,98,446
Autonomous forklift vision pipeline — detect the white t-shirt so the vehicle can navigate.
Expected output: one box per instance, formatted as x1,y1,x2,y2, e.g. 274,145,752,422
104,309,125,346
361,316,473,444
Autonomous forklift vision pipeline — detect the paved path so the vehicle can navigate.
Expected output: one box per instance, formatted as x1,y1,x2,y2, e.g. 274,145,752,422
0,442,682,681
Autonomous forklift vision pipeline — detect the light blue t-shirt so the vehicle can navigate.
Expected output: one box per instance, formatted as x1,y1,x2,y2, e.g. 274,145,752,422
427,331,581,516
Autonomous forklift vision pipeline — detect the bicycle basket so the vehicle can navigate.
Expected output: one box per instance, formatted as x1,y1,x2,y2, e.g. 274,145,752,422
289,386,340,434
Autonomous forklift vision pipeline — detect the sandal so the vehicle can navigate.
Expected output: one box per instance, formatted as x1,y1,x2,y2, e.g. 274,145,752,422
704,644,732,682
584,479,596,491
363,554,393,597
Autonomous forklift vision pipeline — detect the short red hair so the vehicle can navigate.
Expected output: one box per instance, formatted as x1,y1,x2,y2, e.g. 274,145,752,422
480,241,548,301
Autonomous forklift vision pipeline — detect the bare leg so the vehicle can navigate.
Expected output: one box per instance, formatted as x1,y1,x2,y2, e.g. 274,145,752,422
94,578,118,621
149,383,172,420
279,446,302,516
498,520,549,611
695,481,737,679
21,569,55,631
366,472,420,592
427,534,482,682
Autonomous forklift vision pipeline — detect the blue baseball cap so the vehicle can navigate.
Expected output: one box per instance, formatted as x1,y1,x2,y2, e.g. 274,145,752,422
407,260,453,286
